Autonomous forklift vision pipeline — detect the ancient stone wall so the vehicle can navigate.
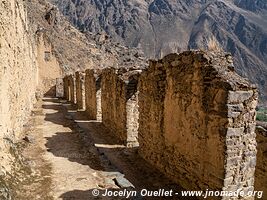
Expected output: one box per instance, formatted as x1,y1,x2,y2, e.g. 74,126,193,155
101,68,126,143
36,33,62,96
138,51,258,196
255,127,267,199
75,72,85,110
0,0,39,174
68,75,76,104
56,78,64,98
101,68,140,146
125,71,141,147
63,50,261,197
85,69,102,121
63,76,69,100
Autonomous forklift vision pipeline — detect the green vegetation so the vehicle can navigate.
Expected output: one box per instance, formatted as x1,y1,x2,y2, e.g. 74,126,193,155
256,107,267,122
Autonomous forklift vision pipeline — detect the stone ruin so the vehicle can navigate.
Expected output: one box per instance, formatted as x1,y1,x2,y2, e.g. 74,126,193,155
62,50,266,199
75,71,85,110
101,68,141,147
63,74,76,104
84,69,102,121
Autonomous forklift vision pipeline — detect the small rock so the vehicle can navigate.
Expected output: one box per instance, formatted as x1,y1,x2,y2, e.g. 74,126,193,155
114,176,135,188
23,135,34,143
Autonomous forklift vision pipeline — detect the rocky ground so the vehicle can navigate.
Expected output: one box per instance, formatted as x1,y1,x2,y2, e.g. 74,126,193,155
8,98,193,200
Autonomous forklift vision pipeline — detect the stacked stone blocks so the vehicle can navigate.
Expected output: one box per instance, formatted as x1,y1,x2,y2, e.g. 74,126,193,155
84,69,102,121
63,51,263,198
75,71,85,110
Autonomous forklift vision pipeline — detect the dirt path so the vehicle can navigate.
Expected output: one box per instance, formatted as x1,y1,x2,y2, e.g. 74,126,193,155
16,98,189,200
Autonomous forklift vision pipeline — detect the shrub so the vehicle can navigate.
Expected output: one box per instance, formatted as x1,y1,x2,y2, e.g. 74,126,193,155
256,113,267,122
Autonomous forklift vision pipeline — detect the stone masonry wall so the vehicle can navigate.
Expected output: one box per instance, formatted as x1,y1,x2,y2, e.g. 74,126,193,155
0,0,39,174
101,68,127,143
63,76,69,100
63,50,261,198
255,127,267,199
68,75,76,104
96,76,102,122
138,51,258,197
36,33,62,97
101,68,140,146
85,69,102,121
125,70,141,147
75,71,85,110
56,78,64,98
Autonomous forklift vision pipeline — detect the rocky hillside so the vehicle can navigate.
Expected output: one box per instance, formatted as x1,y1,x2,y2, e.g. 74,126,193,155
26,0,146,74
48,0,267,102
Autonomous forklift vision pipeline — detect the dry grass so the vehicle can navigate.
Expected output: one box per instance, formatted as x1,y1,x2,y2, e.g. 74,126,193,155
207,36,223,52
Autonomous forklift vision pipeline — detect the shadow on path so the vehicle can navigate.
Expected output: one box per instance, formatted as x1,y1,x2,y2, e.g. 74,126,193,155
42,98,195,199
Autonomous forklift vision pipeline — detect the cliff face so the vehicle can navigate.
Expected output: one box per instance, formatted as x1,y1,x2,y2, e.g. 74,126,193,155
49,0,267,102
0,0,38,177
234,0,267,12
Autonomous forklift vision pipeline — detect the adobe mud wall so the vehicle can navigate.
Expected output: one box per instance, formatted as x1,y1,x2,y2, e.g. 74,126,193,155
75,72,85,110
84,69,102,121
0,0,39,175
101,68,140,146
255,127,267,199
138,51,258,196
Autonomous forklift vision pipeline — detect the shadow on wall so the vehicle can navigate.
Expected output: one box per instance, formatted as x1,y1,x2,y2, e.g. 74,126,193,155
42,98,187,198
44,85,56,97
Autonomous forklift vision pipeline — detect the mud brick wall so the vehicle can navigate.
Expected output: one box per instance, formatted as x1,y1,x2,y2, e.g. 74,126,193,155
75,72,85,110
85,69,102,121
56,78,64,98
101,68,140,146
138,51,258,195
255,127,267,199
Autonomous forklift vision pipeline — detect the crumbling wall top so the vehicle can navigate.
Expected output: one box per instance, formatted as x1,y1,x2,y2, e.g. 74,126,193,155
148,50,257,92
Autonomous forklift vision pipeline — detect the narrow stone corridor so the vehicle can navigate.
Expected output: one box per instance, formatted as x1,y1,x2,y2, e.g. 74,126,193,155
16,98,184,200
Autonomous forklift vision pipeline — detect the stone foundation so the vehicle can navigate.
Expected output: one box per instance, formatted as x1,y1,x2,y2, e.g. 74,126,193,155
85,69,102,121
75,72,85,110
138,51,258,197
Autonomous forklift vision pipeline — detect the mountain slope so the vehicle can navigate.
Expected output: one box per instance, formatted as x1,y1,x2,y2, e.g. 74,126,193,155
49,0,267,101
26,0,146,74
